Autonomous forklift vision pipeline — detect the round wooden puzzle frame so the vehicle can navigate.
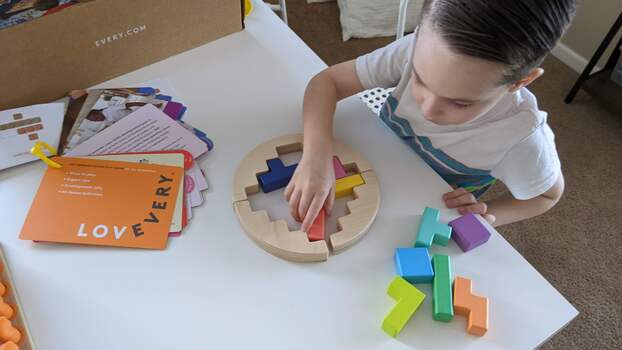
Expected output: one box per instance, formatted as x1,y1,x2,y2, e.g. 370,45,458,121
232,134,380,262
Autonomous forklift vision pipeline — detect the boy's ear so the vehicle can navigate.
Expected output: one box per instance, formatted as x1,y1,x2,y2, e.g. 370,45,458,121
508,68,544,92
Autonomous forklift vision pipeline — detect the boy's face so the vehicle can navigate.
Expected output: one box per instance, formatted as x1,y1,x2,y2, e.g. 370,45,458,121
411,22,512,125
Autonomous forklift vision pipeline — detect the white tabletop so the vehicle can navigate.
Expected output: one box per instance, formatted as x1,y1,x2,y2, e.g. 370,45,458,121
0,1,577,349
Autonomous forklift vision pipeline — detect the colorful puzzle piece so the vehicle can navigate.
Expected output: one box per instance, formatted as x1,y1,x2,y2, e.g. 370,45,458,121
0,246,34,349
432,254,453,322
394,248,434,284
307,209,325,241
382,277,426,337
0,317,20,343
335,174,365,198
0,341,18,350
0,297,13,319
453,276,489,336
257,158,297,193
333,156,347,179
415,207,452,248
449,213,491,252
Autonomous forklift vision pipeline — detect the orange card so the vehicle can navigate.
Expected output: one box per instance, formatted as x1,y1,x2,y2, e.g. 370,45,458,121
19,157,183,250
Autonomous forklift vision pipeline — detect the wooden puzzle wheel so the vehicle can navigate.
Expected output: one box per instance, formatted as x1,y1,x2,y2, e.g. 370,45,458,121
232,134,380,262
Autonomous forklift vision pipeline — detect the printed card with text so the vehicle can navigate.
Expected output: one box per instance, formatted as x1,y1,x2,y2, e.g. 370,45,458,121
19,157,183,250
82,153,186,233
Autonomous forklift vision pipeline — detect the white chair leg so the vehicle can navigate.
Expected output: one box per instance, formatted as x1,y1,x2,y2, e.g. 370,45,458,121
279,0,288,24
267,1,288,24
396,0,409,40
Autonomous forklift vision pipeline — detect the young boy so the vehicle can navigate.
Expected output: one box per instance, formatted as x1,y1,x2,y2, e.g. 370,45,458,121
285,0,577,231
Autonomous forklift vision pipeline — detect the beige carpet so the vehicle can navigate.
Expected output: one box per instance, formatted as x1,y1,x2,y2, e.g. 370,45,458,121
273,0,622,348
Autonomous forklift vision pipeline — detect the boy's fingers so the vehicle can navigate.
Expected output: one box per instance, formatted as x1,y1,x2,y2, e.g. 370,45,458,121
284,168,302,199
482,214,496,225
302,195,324,233
442,187,469,200
298,190,313,223
288,189,302,222
284,181,294,200
457,202,487,215
445,192,477,208
444,187,468,198
324,186,335,216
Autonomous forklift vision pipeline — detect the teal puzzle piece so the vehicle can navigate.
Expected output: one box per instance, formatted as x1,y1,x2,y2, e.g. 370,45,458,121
415,207,452,248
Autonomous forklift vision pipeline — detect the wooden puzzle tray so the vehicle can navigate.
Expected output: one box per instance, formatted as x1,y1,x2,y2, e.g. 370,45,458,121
232,134,380,262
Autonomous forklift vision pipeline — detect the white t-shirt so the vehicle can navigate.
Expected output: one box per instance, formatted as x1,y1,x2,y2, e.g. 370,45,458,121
355,33,561,200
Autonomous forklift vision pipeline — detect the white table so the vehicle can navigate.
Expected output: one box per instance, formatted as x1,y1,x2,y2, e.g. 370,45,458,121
0,1,577,349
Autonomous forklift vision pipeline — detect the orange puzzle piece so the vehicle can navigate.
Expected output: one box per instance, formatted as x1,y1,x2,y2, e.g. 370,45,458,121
453,276,489,336
307,209,326,241
0,341,18,350
0,297,13,319
0,317,20,343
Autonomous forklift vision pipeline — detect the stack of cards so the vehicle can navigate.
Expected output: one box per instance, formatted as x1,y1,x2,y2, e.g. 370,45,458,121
62,86,213,220
61,87,201,153
19,87,213,249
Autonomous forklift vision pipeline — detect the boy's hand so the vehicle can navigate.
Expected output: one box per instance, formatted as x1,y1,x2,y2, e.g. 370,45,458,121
443,188,496,225
284,153,335,232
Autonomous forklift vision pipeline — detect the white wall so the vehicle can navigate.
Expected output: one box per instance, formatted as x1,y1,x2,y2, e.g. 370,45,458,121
552,0,622,73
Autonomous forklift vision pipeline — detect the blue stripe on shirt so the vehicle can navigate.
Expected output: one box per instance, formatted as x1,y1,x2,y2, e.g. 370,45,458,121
379,95,496,196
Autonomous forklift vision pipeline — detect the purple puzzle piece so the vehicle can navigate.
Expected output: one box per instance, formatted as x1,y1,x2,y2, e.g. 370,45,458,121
163,101,184,120
449,213,491,252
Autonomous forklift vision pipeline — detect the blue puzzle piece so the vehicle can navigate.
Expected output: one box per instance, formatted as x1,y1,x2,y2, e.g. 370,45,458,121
394,247,434,284
178,106,187,120
257,158,297,193
135,87,157,95
155,94,173,101
415,207,452,248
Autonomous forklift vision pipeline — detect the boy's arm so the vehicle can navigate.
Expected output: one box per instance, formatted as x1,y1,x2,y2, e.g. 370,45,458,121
285,59,365,232
444,173,564,227
486,173,564,226
302,59,365,156
287,34,414,231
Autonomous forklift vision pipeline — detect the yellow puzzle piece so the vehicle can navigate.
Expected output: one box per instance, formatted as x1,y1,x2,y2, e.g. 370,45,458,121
335,174,365,198
382,277,426,337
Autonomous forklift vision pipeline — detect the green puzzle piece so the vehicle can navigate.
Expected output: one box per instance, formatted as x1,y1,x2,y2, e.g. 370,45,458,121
415,207,452,248
432,254,454,322
382,277,426,337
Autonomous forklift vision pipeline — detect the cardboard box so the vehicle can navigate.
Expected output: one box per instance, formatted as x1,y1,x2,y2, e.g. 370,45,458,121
1,0,244,111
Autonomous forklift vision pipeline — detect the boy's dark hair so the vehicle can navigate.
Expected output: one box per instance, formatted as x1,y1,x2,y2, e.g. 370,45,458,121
420,0,576,84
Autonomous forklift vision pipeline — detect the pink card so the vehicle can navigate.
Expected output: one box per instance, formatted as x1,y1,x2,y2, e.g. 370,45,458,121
185,163,208,207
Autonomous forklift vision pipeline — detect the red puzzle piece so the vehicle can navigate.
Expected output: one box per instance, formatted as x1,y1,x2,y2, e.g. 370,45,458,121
307,209,326,241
